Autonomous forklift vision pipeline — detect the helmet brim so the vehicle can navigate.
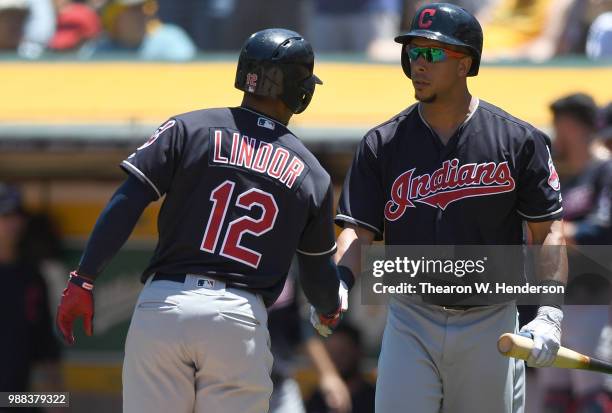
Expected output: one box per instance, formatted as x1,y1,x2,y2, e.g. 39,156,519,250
394,30,470,50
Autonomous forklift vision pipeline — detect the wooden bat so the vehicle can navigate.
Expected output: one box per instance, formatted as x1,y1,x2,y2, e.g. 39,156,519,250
497,333,612,374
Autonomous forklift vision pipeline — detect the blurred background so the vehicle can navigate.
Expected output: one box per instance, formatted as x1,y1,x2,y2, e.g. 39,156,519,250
1,0,611,412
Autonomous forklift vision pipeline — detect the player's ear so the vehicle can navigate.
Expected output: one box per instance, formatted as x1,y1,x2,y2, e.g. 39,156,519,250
457,56,471,77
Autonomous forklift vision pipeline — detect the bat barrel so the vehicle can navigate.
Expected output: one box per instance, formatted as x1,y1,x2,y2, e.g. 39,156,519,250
588,357,612,375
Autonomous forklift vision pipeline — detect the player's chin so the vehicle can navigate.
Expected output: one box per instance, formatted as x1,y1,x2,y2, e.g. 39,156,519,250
415,92,437,103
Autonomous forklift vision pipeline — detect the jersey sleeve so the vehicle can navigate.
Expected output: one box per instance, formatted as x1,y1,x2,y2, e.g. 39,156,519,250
516,130,564,222
335,134,385,240
296,181,338,256
120,118,185,199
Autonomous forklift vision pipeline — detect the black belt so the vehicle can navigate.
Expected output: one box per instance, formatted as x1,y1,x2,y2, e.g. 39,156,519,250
439,305,478,311
151,273,263,304
412,294,477,311
152,273,187,283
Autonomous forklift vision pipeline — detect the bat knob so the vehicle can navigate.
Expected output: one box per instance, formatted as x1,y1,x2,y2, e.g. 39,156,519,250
497,334,514,355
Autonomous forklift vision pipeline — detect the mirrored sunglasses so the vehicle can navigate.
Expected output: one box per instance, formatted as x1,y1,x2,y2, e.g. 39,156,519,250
407,46,466,63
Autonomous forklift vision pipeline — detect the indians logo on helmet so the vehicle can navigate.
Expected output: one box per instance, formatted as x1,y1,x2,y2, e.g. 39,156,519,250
418,8,437,28
246,73,258,93
384,159,516,221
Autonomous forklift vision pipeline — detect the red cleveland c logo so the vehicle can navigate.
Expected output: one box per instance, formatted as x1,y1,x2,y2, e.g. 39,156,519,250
418,8,436,29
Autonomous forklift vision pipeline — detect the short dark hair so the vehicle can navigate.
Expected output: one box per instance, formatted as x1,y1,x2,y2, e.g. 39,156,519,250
550,93,598,129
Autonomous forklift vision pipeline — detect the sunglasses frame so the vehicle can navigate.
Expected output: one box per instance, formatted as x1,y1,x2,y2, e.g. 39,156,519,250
407,46,467,63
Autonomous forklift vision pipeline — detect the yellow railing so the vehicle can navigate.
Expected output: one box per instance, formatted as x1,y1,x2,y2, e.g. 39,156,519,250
3,62,611,128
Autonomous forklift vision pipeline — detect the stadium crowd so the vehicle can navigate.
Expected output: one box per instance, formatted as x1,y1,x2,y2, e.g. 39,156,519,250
0,0,611,61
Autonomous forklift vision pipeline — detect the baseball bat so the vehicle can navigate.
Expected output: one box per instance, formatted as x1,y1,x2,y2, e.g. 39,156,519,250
497,333,612,374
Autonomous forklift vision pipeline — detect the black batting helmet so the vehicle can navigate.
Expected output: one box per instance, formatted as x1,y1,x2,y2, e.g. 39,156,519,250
235,28,322,114
394,3,483,78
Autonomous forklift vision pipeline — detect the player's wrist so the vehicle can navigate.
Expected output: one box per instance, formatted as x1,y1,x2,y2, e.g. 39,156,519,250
320,300,343,321
337,265,355,290
536,279,565,308
536,305,563,323
69,270,95,291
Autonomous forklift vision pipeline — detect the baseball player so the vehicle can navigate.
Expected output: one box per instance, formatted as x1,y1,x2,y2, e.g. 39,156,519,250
55,28,352,413
537,94,612,412
333,4,567,413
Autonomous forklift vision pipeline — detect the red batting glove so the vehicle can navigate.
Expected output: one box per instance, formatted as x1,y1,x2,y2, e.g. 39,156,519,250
310,305,343,337
56,272,94,345
320,306,343,327
310,280,349,337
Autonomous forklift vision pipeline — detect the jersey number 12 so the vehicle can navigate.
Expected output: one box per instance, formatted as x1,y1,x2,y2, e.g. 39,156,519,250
201,180,278,268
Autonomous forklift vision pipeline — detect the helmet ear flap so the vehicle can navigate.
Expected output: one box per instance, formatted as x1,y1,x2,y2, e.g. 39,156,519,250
291,75,318,114
467,53,480,76
282,74,318,114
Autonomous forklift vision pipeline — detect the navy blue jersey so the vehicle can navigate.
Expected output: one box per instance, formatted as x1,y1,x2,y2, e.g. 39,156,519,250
336,100,563,244
561,160,612,244
121,107,336,305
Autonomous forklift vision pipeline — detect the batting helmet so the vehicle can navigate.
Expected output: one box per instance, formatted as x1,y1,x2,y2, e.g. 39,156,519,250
235,28,322,114
394,3,483,78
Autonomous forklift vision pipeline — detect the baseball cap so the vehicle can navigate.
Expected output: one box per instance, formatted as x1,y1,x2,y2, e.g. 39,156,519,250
0,184,23,216
49,3,101,50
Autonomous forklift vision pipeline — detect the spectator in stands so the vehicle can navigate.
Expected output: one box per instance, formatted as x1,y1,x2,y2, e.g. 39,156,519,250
550,94,612,245
18,0,55,59
306,323,375,413
587,11,612,60
0,0,29,50
222,0,307,50
400,0,498,30
0,184,63,410
308,0,401,58
401,0,569,61
91,0,196,61
268,272,351,413
156,0,305,51
156,0,228,51
536,94,612,413
48,0,101,52
555,0,612,56
478,0,576,62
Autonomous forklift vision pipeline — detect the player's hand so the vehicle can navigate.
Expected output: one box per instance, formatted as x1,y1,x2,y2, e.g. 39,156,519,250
320,373,352,413
519,306,563,367
56,272,95,345
310,280,349,337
